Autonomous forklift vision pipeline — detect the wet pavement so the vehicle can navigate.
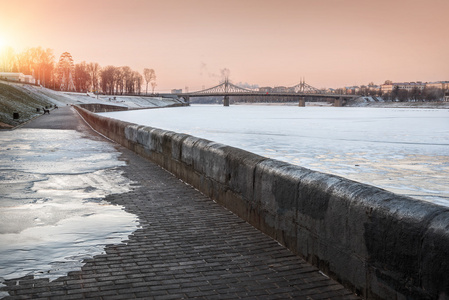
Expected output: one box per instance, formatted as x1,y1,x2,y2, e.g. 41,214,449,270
1,106,360,299
0,107,138,292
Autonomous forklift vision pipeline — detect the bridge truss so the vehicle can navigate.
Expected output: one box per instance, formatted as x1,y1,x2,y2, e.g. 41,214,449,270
190,78,256,95
167,78,355,107
291,79,322,94
189,78,322,95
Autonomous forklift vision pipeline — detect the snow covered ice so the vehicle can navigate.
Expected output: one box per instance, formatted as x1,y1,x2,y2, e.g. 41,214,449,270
103,104,449,206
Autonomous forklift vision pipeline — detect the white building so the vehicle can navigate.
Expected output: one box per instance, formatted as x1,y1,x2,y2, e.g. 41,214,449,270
0,72,35,84
426,81,449,90
395,82,426,91
381,82,426,94
0,72,25,82
24,75,36,84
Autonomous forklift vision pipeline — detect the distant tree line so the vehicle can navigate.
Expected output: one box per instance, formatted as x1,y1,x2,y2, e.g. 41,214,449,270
0,46,156,94
352,86,446,102
382,87,445,102
349,81,447,102
0,46,55,87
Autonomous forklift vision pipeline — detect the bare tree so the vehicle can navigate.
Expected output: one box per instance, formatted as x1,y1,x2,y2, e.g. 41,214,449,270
422,87,443,101
0,46,17,72
143,68,156,94
121,66,133,94
410,87,421,102
87,62,101,92
75,62,90,92
115,67,125,94
100,65,117,95
391,86,399,101
29,47,53,86
133,71,143,94
397,89,409,102
151,81,157,94
38,48,55,87
16,48,34,75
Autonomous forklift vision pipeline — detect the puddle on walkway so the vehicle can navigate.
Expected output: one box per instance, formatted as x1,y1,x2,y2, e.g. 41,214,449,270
0,129,139,289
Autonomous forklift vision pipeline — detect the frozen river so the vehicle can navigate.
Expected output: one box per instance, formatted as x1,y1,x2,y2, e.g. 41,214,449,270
103,105,449,207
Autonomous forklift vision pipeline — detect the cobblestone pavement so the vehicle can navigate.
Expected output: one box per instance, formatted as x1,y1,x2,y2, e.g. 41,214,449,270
2,107,361,299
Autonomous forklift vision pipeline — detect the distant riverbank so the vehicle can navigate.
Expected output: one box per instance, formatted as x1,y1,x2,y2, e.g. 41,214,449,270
347,100,449,109
232,100,449,109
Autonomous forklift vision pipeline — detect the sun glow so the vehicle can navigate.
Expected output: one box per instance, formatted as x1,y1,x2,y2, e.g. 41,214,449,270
0,36,6,50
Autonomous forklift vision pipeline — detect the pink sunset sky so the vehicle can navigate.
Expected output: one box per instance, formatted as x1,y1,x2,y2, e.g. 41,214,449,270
0,0,448,92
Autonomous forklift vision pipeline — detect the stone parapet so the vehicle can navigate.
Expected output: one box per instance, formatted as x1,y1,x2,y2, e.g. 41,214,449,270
74,105,449,300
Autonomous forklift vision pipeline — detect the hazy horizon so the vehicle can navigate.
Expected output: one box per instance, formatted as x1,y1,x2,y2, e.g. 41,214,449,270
1,0,448,92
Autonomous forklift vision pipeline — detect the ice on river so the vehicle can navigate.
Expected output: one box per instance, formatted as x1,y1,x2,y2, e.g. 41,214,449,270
102,105,449,206
0,129,138,288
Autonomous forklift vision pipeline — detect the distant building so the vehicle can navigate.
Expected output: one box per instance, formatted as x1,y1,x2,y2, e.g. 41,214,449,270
381,83,393,94
426,81,449,90
0,72,36,84
24,75,36,84
367,84,380,92
395,82,426,91
345,86,359,94
324,88,337,94
381,82,426,94
171,89,182,94
259,86,272,93
0,72,26,82
272,86,289,93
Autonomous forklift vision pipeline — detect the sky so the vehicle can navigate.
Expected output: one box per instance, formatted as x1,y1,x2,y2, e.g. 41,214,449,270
0,0,448,92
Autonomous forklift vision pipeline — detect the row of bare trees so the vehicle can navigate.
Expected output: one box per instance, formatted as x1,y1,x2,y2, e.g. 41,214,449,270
0,46,55,87
384,87,446,102
96,66,156,95
0,46,157,94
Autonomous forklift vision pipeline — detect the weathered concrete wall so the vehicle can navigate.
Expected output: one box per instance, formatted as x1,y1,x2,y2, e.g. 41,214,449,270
77,103,129,113
74,105,449,300
78,102,187,113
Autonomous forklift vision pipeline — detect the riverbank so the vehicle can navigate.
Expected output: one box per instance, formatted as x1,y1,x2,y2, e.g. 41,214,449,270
0,80,184,128
233,101,333,106
233,99,449,108
347,98,449,109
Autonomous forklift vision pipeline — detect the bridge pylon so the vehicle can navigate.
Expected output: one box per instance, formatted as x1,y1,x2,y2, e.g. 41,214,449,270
334,97,343,107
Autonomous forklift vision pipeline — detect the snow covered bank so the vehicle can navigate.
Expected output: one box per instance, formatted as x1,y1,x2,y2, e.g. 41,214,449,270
347,96,449,108
0,80,185,127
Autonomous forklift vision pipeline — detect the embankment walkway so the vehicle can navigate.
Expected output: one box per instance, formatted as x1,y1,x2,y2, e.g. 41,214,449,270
2,106,359,299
